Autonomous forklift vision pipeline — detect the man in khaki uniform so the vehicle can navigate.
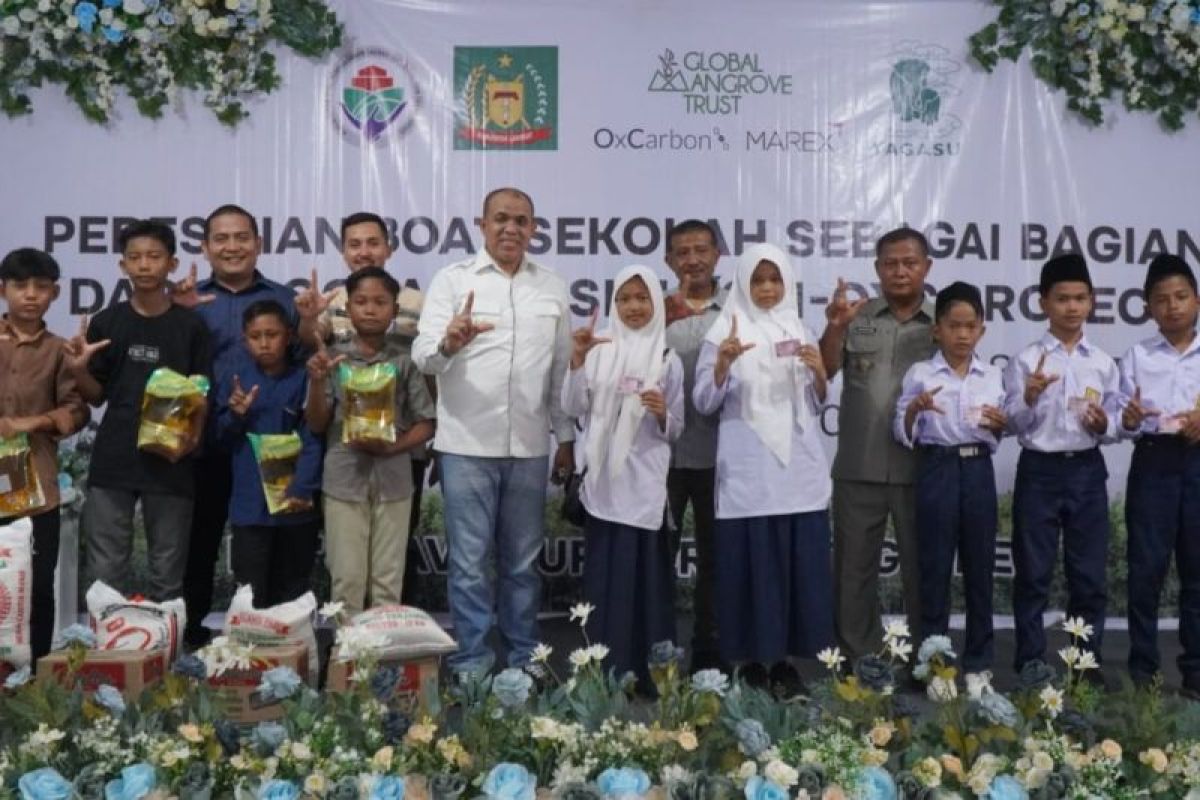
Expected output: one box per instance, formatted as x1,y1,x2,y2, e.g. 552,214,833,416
819,227,936,658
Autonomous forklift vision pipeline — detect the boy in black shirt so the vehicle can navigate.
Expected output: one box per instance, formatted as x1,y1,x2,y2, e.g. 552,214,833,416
67,220,211,601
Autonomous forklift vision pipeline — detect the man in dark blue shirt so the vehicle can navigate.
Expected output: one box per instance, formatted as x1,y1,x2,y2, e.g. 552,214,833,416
176,204,301,647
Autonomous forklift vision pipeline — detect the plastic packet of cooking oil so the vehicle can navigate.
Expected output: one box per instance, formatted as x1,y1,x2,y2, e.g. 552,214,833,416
137,368,209,460
248,432,303,514
338,362,397,445
0,434,44,516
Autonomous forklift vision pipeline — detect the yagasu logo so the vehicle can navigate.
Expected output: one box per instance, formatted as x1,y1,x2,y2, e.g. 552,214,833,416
648,48,792,115
869,41,964,157
454,46,558,150
328,48,421,145
592,125,730,152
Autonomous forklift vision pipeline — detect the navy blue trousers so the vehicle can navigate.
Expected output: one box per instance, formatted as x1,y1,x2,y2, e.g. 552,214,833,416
915,446,997,671
1126,436,1200,679
1012,447,1109,669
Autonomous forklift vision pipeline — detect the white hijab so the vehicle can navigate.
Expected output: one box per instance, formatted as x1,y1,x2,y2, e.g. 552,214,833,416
704,243,810,465
583,265,667,478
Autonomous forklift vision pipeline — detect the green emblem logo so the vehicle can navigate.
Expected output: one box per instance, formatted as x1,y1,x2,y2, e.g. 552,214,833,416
454,46,558,150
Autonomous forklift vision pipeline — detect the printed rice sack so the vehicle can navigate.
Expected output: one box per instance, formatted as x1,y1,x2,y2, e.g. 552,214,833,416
85,580,186,661
344,604,456,659
224,585,318,684
0,518,32,667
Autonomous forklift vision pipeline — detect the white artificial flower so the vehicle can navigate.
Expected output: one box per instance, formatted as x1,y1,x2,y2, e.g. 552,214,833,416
763,760,799,789
568,649,591,670
123,0,148,13
319,601,346,620
1075,650,1099,672
661,765,692,786
965,671,994,699
1039,685,1063,718
882,619,910,643
1,17,20,35
1058,646,1080,669
735,761,758,781
334,626,388,661
816,647,845,672
531,643,553,663
586,644,610,662
886,638,913,664
569,602,595,626
927,675,957,703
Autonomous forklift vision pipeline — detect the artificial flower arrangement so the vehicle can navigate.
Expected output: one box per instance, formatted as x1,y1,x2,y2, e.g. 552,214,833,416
4,610,1200,799
0,0,341,125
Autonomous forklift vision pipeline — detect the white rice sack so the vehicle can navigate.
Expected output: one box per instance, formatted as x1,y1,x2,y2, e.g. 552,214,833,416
0,518,33,668
85,580,186,661
344,604,456,659
224,584,317,685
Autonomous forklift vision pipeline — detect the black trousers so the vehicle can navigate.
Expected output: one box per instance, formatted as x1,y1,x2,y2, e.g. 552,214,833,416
0,507,60,662
230,519,321,607
667,466,719,659
183,454,231,644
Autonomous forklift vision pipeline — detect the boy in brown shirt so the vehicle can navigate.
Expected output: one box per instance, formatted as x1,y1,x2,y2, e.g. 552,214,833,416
0,248,89,661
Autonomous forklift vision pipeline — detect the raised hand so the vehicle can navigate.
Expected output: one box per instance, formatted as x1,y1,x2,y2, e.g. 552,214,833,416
306,339,346,383
640,388,667,428
664,273,700,325
1023,352,1060,407
797,344,826,381
569,307,612,369
1121,386,1160,432
228,374,260,417
980,405,1008,434
169,263,217,309
825,278,868,328
440,290,495,356
714,314,755,387
64,315,111,372
295,267,338,321
907,385,945,417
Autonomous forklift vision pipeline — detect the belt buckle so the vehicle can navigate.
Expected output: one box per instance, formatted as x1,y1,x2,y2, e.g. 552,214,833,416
1063,450,1077,459
957,445,980,458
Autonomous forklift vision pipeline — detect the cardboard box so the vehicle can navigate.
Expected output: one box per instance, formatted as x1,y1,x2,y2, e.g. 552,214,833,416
326,654,439,712
206,643,308,723
37,648,167,698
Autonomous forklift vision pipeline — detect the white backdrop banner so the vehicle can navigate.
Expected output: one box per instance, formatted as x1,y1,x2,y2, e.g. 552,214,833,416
4,0,1200,493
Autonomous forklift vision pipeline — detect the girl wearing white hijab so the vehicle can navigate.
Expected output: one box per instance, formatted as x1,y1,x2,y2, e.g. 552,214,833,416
693,243,834,689
560,265,684,688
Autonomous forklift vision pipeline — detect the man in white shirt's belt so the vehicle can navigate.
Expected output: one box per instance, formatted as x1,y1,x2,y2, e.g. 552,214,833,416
413,187,575,675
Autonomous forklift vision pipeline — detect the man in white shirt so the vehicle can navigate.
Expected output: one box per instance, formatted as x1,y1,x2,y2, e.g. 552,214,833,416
413,187,574,674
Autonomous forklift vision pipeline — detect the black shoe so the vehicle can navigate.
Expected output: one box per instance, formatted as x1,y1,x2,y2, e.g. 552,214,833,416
768,661,806,698
1129,670,1159,691
1079,668,1108,692
690,649,729,675
183,626,211,651
738,662,770,690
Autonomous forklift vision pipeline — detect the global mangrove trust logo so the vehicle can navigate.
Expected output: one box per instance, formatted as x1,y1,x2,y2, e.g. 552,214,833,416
647,48,792,115
869,41,963,157
328,47,422,145
454,46,558,150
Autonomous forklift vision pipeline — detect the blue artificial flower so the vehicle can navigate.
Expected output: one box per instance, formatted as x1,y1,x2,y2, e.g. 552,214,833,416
370,666,400,702
251,721,286,756
172,654,207,681
916,635,955,665
648,640,685,667
382,709,411,744
256,666,301,702
977,692,1021,728
94,684,126,716
596,768,650,799
492,667,533,708
1192,8,1200,24
481,763,537,800
690,668,729,696
985,775,1029,800
1076,3,1090,15
53,623,96,650
370,775,406,800
104,764,156,800
17,768,73,800
215,719,242,755
742,777,787,800
4,664,31,689
57,472,72,490
856,766,897,800
258,780,300,800
239,0,255,11
101,25,124,43
243,16,258,32
102,0,121,6
156,7,174,25
734,719,771,757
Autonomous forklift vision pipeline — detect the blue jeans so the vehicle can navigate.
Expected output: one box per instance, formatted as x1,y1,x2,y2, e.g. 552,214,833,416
1126,436,1200,679
1012,447,1109,669
439,453,548,673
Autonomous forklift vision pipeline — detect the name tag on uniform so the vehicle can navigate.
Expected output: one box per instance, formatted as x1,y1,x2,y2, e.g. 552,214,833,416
852,325,877,336
618,376,644,395
774,339,802,357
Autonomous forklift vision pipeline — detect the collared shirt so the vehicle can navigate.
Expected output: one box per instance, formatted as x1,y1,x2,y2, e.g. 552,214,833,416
0,318,89,512
320,337,436,503
319,284,424,350
412,250,573,458
893,352,1005,452
1117,330,1200,437
664,284,727,470
561,353,684,531
214,362,322,528
1002,332,1120,452
693,336,831,519
194,270,300,376
832,297,936,484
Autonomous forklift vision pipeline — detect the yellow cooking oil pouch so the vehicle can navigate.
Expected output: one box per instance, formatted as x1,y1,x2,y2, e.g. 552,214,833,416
338,362,397,445
137,368,209,460
248,432,303,514
0,434,44,515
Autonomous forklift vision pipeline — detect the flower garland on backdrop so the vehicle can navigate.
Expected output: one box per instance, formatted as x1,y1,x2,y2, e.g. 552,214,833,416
5,609,1200,800
970,0,1200,130
0,0,341,125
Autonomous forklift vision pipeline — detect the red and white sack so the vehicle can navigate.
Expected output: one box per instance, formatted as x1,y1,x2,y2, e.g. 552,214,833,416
224,584,317,684
0,518,33,668
85,580,186,660
345,605,456,659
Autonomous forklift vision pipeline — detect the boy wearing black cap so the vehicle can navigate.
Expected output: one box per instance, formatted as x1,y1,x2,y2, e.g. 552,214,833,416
1002,253,1120,673
894,281,1006,675
1118,253,1200,692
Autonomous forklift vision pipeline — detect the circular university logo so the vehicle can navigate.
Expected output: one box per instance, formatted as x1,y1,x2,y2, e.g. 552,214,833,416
328,47,422,145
